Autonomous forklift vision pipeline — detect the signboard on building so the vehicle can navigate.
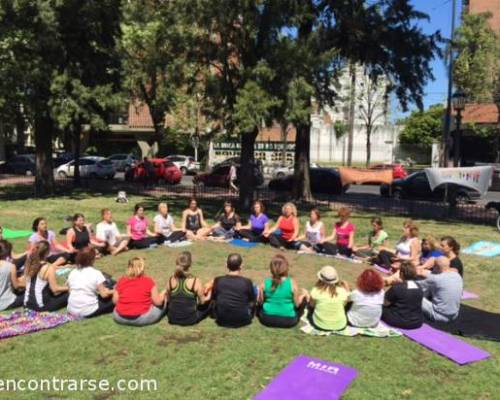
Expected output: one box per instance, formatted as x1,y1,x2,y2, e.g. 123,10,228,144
210,141,295,167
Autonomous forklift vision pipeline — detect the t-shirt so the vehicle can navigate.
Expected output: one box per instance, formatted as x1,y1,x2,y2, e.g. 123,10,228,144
29,231,59,256
450,257,464,277
153,214,174,237
417,272,463,319
213,275,256,323
335,222,355,248
218,213,240,231
96,221,120,246
347,289,384,328
369,230,388,251
306,221,324,244
384,281,423,327
421,249,444,264
262,277,296,318
67,267,106,317
0,261,16,311
127,216,149,241
310,286,349,331
115,275,155,317
249,214,269,234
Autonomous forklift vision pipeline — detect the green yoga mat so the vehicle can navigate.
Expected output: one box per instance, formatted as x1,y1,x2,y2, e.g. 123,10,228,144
2,228,32,240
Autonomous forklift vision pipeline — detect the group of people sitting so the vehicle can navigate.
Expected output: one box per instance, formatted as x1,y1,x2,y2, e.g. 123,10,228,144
0,198,465,329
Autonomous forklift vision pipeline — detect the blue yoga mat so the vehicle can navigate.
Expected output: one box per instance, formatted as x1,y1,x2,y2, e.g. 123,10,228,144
463,241,500,257
229,239,259,248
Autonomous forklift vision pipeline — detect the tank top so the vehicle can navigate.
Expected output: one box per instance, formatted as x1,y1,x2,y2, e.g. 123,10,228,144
279,216,295,240
167,276,198,325
262,277,296,318
396,237,416,257
186,212,201,231
24,268,50,310
305,221,324,244
73,226,90,249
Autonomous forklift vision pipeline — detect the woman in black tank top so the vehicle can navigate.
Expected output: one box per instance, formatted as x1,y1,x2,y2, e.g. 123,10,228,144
166,251,210,325
66,214,105,261
181,199,210,240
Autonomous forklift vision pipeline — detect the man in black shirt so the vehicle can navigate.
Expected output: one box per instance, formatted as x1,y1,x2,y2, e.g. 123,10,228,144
210,253,256,328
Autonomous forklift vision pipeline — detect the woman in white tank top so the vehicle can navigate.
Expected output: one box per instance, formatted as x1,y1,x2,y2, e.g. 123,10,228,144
297,209,325,254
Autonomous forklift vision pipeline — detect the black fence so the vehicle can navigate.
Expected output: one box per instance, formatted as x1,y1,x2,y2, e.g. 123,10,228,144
0,174,498,226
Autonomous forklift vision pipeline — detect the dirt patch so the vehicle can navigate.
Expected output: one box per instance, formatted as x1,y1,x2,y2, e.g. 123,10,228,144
157,332,202,346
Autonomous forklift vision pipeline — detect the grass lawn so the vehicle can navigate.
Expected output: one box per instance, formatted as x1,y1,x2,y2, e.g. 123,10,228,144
0,192,499,399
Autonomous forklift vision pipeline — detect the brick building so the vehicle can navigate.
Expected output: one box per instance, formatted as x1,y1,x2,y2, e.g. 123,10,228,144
464,0,500,30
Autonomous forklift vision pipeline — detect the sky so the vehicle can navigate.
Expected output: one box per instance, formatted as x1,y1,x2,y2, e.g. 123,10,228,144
390,0,463,120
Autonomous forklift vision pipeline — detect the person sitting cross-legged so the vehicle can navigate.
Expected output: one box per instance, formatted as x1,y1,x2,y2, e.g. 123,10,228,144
417,256,463,323
347,269,385,328
210,201,241,240
127,204,158,249
67,247,114,318
205,253,257,328
308,266,350,332
166,251,211,326
263,202,300,250
113,257,166,327
381,262,423,329
153,202,186,244
96,208,129,256
0,240,25,310
257,254,308,328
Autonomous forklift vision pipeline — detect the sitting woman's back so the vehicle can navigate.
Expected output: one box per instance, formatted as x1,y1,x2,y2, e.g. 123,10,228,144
166,252,209,326
347,269,385,328
382,262,423,329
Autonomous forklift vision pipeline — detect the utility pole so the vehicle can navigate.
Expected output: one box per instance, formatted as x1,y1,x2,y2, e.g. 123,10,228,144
442,0,457,167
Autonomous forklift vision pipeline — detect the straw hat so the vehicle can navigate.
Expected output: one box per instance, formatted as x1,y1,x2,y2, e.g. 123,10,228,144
317,266,339,284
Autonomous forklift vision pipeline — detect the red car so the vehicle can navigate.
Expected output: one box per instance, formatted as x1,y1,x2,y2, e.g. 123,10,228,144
369,163,407,180
125,158,182,184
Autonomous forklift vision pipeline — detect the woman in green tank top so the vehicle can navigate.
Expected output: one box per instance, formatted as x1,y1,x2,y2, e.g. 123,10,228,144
257,254,308,328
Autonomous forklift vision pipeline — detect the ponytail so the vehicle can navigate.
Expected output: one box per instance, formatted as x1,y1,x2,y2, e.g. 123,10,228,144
24,241,50,278
269,254,289,291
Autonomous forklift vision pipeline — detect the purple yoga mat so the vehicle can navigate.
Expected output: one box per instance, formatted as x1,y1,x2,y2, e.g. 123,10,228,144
462,290,479,300
254,355,357,400
398,323,490,365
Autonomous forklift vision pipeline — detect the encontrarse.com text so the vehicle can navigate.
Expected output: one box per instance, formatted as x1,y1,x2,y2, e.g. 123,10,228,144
0,378,158,392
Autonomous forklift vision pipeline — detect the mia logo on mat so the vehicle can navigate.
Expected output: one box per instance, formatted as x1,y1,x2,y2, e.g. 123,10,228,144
306,361,340,375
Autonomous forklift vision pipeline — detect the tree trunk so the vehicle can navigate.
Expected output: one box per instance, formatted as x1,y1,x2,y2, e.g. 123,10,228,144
239,128,259,210
293,123,313,201
347,62,357,166
280,121,288,164
73,125,81,187
34,114,55,196
366,126,371,168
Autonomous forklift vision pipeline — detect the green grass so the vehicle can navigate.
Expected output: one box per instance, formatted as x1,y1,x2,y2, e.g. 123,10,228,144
0,193,499,399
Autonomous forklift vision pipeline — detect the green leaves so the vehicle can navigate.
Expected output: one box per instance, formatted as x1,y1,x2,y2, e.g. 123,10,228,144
399,104,445,147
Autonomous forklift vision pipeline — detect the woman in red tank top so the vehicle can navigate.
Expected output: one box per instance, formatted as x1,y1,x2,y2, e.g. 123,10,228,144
263,202,300,250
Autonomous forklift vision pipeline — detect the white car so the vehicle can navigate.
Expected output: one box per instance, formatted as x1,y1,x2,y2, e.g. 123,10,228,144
165,155,201,175
271,163,319,178
56,156,115,179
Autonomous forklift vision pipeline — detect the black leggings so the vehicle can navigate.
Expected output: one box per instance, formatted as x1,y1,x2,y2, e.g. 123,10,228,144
269,234,298,250
6,293,25,309
14,255,28,274
168,303,211,326
237,229,263,242
128,237,158,249
158,231,186,244
317,242,353,257
258,300,306,328
381,306,423,329
27,292,69,312
85,297,114,318
47,252,71,264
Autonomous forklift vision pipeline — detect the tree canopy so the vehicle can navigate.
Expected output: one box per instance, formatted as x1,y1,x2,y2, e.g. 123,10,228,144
399,104,445,147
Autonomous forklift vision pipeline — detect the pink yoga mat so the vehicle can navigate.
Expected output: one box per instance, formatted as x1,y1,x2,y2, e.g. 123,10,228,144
398,323,490,365
254,355,357,400
462,291,479,300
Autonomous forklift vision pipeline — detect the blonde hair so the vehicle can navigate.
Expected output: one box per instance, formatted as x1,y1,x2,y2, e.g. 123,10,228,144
403,219,419,238
127,257,145,278
423,235,441,251
282,202,297,217
337,206,351,219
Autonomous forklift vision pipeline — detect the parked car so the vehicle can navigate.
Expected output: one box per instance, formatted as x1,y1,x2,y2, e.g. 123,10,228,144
125,158,182,184
56,157,115,179
268,168,346,195
380,171,481,204
3,154,36,175
165,155,200,175
53,153,74,168
271,163,319,178
212,157,264,173
108,154,137,172
369,163,407,179
193,162,264,188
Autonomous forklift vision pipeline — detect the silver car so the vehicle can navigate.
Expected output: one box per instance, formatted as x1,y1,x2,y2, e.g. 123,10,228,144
165,155,201,175
108,154,137,172
56,156,115,179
